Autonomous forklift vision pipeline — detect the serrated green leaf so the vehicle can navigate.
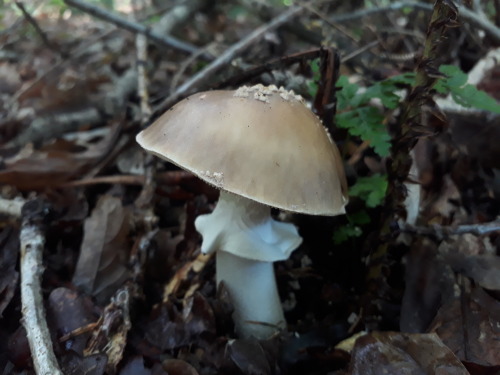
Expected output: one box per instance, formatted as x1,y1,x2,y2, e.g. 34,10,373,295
333,224,363,244
439,65,467,88
337,107,391,157
336,76,359,110
435,65,500,113
453,84,500,113
349,174,388,208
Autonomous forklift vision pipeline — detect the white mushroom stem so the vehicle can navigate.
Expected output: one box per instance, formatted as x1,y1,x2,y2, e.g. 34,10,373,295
195,191,302,339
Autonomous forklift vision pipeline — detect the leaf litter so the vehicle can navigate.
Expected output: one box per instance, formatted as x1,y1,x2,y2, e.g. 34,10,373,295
0,1,499,375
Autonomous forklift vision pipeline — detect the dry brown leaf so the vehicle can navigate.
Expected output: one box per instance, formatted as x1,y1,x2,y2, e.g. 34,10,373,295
429,286,500,367
348,331,469,375
146,292,216,351
162,358,199,375
73,194,130,304
444,252,500,291
227,339,272,375
47,287,97,355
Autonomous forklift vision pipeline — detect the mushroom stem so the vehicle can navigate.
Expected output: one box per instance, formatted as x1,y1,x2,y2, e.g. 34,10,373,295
195,191,302,339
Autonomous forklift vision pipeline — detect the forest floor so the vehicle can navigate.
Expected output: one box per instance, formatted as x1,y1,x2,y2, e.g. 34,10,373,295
1,1,500,374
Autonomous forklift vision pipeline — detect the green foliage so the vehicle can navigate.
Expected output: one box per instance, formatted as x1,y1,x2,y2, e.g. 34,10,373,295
333,210,371,244
336,75,414,157
333,176,387,244
325,62,498,245
307,59,321,98
435,65,500,114
349,174,388,208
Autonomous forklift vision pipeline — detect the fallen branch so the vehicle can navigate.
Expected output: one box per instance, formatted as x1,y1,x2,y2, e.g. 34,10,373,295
153,5,304,114
60,170,193,188
401,220,500,238
63,0,211,59
8,107,101,148
20,199,63,375
330,1,500,44
14,0,63,56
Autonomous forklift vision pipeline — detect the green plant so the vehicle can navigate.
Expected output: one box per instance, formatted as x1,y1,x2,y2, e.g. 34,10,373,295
327,64,499,243
336,73,414,157
333,174,387,244
435,65,500,113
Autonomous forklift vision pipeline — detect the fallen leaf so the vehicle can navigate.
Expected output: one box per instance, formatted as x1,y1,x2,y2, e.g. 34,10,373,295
227,339,272,375
47,287,97,355
146,292,216,351
348,331,469,375
444,253,500,291
60,351,107,375
429,286,500,367
162,358,199,375
72,195,130,304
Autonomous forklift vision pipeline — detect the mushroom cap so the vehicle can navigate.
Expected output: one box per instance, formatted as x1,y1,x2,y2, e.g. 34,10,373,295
136,84,347,215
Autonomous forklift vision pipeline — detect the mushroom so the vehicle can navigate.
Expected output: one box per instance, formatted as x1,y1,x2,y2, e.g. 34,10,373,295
136,84,347,339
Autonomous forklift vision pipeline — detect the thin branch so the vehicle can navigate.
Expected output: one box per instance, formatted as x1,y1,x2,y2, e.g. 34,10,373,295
59,170,193,188
14,0,63,56
153,5,304,114
401,220,500,238
330,1,500,44
63,0,212,59
20,200,63,375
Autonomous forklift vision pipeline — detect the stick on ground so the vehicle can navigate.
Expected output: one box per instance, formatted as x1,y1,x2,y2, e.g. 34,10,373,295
20,200,63,375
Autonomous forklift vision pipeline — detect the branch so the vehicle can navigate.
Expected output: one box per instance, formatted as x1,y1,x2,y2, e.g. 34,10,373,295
14,1,63,56
20,199,63,375
153,5,304,114
63,0,211,59
401,220,500,238
331,1,500,44
8,107,102,148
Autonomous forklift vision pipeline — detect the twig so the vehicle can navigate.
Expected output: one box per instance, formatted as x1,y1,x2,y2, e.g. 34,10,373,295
20,199,63,375
63,0,211,59
8,107,101,148
60,170,193,188
401,220,500,238
330,1,500,44
133,2,151,124
13,1,63,56
153,5,304,114
170,43,216,92
154,0,211,36
213,47,326,89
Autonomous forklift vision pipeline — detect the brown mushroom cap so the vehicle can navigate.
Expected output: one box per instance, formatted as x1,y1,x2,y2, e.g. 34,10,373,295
136,84,347,215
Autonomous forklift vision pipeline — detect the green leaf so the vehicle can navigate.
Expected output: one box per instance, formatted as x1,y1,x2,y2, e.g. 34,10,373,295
333,223,363,244
435,65,500,114
349,174,388,208
336,76,360,110
439,65,467,88
336,107,391,157
307,59,321,97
